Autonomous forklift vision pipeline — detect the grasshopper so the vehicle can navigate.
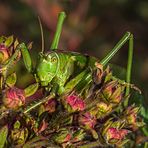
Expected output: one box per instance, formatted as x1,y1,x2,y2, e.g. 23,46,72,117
17,12,134,113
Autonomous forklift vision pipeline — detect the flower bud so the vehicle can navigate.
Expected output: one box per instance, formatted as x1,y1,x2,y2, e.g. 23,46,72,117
3,87,25,109
101,81,123,104
106,127,128,144
0,44,9,64
64,95,85,112
90,102,112,119
123,105,143,130
125,106,138,123
79,112,96,129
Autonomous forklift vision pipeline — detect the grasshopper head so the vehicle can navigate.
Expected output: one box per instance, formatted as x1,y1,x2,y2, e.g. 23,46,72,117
36,52,59,86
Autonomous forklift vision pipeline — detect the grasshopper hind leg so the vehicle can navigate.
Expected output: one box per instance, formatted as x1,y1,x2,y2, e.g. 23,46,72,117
100,32,134,106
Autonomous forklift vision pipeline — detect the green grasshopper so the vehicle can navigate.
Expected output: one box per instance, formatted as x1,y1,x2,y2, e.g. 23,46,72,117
17,12,134,113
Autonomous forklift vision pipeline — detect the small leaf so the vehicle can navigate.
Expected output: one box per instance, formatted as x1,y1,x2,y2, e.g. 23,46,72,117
24,83,39,97
91,129,98,139
27,42,33,50
14,39,19,49
0,125,8,148
6,72,17,87
14,120,21,129
0,36,5,44
4,36,14,48
141,106,148,121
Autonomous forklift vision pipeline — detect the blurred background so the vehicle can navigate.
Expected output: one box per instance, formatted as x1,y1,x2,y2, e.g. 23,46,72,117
0,0,147,104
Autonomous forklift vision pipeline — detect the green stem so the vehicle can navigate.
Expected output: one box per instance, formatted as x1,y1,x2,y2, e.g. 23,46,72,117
50,12,66,50
100,32,131,66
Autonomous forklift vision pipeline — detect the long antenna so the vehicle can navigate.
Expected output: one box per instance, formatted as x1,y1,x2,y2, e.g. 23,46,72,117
38,16,44,53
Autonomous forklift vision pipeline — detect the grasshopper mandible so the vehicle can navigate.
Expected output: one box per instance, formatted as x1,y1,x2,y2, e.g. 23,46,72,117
17,12,134,113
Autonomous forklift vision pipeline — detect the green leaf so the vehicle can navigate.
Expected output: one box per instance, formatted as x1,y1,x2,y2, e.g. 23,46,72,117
4,36,14,48
0,36,5,44
13,120,21,129
14,39,19,49
24,83,39,97
0,125,8,148
6,72,17,87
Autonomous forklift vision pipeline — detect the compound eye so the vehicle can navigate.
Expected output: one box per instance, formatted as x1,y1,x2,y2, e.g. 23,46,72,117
51,56,57,63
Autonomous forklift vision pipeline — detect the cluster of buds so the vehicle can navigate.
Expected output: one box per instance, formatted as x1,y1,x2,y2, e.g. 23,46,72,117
87,64,125,120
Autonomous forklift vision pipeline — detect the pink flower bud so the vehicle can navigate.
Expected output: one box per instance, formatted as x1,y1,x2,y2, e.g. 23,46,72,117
106,128,128,143
3,87,25,109
79,112,96,129
66,95,85,111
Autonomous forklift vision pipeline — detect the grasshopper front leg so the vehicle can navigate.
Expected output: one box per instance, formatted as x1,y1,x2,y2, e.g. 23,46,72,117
17,43,33,73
